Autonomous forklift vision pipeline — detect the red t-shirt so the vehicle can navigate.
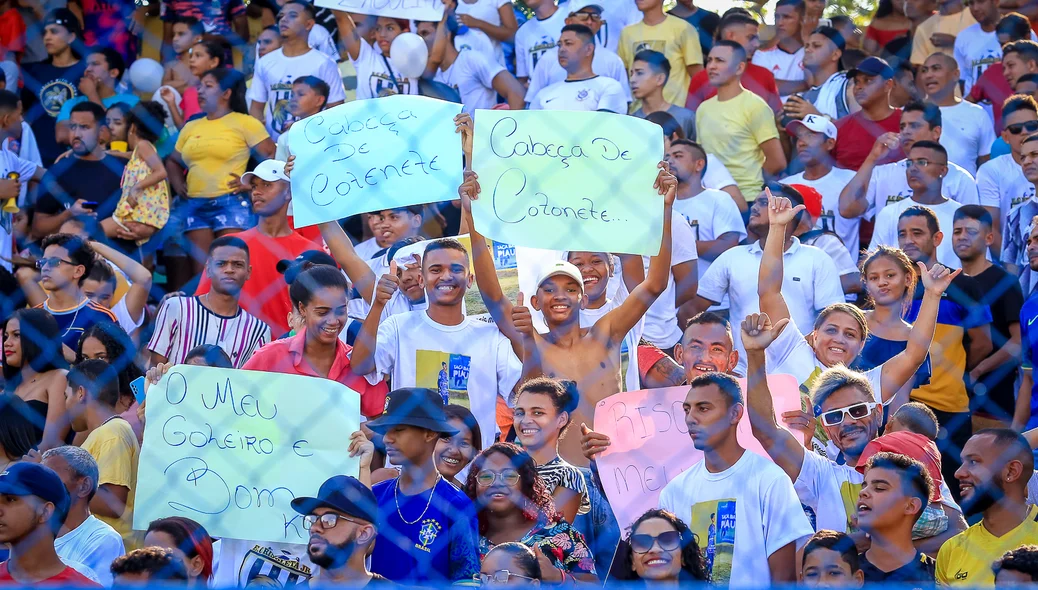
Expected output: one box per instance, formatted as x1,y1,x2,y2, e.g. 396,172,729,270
686,63,783,114
968,63,1011,133
242,331,389,418
0,562,100,586
196,228,321,335
0,9,25,56
832,109,904,170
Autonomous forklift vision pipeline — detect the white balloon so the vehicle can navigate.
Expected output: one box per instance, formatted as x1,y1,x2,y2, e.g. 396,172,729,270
389,33,429,80
128,58,165,95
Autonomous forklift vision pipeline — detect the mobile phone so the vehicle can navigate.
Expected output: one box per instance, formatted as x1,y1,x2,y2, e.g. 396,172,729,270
81,201,99,211
130,376,146,404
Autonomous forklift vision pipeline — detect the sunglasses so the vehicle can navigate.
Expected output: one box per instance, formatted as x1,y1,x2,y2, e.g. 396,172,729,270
1007,121,1038,135
630,531,682,554
35,257,76,270
477,570,538,585
302,512,358,530
819,402,877,427
476,469,520,487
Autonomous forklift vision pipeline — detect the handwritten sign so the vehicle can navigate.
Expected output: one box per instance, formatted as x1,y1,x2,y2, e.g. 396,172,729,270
593,377,805,531
287,95,463,226
470,110,664,256
133,366,361,544
314,0,444,20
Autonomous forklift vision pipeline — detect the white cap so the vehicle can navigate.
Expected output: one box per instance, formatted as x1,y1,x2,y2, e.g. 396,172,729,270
241,159,289,184
785,114,838,141
535,260,585,295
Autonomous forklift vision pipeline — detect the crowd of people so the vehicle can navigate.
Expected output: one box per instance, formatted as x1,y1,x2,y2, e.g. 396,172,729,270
0,0,1036,586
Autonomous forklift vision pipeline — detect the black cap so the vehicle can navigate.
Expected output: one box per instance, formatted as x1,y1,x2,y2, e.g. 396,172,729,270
290,475,378,523
0,463,71,523
812,25,846,53
277,250,338,285
366,388,459,435
847,56,894,81
44,8,82,36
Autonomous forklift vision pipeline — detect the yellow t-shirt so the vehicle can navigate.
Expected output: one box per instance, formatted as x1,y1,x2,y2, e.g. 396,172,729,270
175,112,270,198
937,505,1038,585
910,9,977,65
82,417,140,547
618,16,702,106
696,89,778,200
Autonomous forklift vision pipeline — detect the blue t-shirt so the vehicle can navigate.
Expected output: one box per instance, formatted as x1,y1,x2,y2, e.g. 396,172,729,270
1020,292,1038,429
40,299,118,351
57,93,140,123
370,477,480,584
21,59,87,166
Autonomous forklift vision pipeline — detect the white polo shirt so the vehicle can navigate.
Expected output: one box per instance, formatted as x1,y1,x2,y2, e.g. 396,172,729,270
868,197,963,268
977,153,1036,233
531,75,628,113
697,238,845,374
672,187,747,280
938,101,996,176
783,167,858,258
864,158,979,220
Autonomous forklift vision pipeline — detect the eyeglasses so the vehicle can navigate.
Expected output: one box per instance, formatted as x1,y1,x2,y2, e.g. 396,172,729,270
35,257,76,270
905,158,945,169
630,531,682,554
302,512,358,530
1007,121,1038,135
476,570,538,585
569,12,602,20
476,469,520,487
819,402,877,427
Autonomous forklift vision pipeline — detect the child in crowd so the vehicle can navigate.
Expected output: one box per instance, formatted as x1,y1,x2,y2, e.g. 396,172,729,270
161,36,231,129
161,16,204,95
103,103,131,153
801,530,865,587
104,101,170,245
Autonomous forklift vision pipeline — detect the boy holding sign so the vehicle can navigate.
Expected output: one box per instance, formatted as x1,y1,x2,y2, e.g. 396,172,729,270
457,164,677,467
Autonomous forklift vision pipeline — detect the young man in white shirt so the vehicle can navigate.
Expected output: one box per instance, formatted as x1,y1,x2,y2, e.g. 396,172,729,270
751,0,806,102
656,372,813,586
247,1,345,141
783,114,859,258
531,24,627,113
44,446,124,587
515,0,568,85
920,52,995,175
954,0,1007,94
840,101,979,224
630,50,696,139
784,26,855,122
979,94,1038,257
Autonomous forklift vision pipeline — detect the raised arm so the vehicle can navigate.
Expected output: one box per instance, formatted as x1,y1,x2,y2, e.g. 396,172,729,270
878,262,960,404
89,240,152,328
758,190,802,323
839,133,897,218
742,312,806,482
320,221,378,304
334,10,363,61
350,267,398,376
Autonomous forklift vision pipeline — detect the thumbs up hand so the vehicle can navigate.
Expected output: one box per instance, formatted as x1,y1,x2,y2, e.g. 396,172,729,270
375,260,400,306
512,291,534,337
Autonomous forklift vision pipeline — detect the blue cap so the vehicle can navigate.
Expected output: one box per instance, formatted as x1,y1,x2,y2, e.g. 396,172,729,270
0,463,70,521
291,475,378,524
848,56,895,81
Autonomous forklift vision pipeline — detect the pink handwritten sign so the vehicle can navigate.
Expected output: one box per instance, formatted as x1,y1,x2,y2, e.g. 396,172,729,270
593,375,805,531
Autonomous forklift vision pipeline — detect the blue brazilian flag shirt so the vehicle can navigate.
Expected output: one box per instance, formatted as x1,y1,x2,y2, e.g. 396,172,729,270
370,477,480,584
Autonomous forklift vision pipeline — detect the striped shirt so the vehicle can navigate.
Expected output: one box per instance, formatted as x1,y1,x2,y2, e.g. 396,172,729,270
147,296,270,368
37,299,118,351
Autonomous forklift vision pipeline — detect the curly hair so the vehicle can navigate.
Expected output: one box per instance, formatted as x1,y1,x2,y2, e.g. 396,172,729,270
619,509,708,582
77,321,143,402
464,443,560,535
861,245,917,312
111,547,188,581
994,545,1038,581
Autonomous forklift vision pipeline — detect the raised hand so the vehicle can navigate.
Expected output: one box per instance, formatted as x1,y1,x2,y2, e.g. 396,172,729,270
348,430,375,470
918,261,961,295
579,423,611,460
512,291,534,337
458,170,480,211
740,312,790,352
869,132,900,162
454,112,473,159
375,260,400,306
766,186,805,227
533,546,564,583
655,161,677,206
284,155,296,178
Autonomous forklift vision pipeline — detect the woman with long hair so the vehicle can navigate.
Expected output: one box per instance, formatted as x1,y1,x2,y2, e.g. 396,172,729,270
863,0,912,56
465,443,596,582
615,509,708,583
513,378,589,524
77,321,143,407
338,13,419,98
2,308,70,449
0,396,40,469
144,516,215,585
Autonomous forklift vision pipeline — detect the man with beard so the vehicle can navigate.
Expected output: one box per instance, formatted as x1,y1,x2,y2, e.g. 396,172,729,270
936,428,1038,585
290,475,387,586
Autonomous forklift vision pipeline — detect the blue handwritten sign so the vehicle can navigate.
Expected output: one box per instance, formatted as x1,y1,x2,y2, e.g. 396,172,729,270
287,95,463,226
470,110,664,256
133,366,361,544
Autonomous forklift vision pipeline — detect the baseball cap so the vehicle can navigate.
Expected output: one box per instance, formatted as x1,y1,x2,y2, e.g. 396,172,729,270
277,250,339,285
848,56,895,81
44,8,82,36
535,260,585,295
241,160,289,185
570,1,604,14
855,431,943,502
291,475,378,523
366,388,459,435
812,25,846,53
0,463,71,523
787,184,823,219
785,114,838,141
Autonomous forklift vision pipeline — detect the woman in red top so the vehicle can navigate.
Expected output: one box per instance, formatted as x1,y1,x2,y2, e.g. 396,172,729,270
242,265,387,417
864,0,912,56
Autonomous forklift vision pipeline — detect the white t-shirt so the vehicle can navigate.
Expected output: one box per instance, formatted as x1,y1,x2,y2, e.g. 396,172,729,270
580,275,642,392
672,187,747,280
0,149,38,272
864,159,979,220
434,49,505,114
869,197,964,268
632,210,700,349
515,7,569,78
308,24,339,59
352,39,419,100
531,76,628,113
525,47,633,105
801,232,859,281
703,154,738,192
783,167,859,258
698,239,845,374
354,236,382,261
658,451,814,587
954,23,1016,95
977,153,1036,233
580,0,640,53
370,310,522,449
751,45,805,103
112,297,144,336
54,515,125,587
246,48,346,141
794,447,865,534
212,539,317,588
455,0,511,65
938,101,996,176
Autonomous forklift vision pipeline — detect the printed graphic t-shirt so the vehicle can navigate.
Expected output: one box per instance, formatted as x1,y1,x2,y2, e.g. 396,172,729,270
22,59,87,165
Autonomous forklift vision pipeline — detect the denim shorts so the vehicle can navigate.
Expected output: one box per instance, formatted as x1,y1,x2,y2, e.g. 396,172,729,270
175,193,255,233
